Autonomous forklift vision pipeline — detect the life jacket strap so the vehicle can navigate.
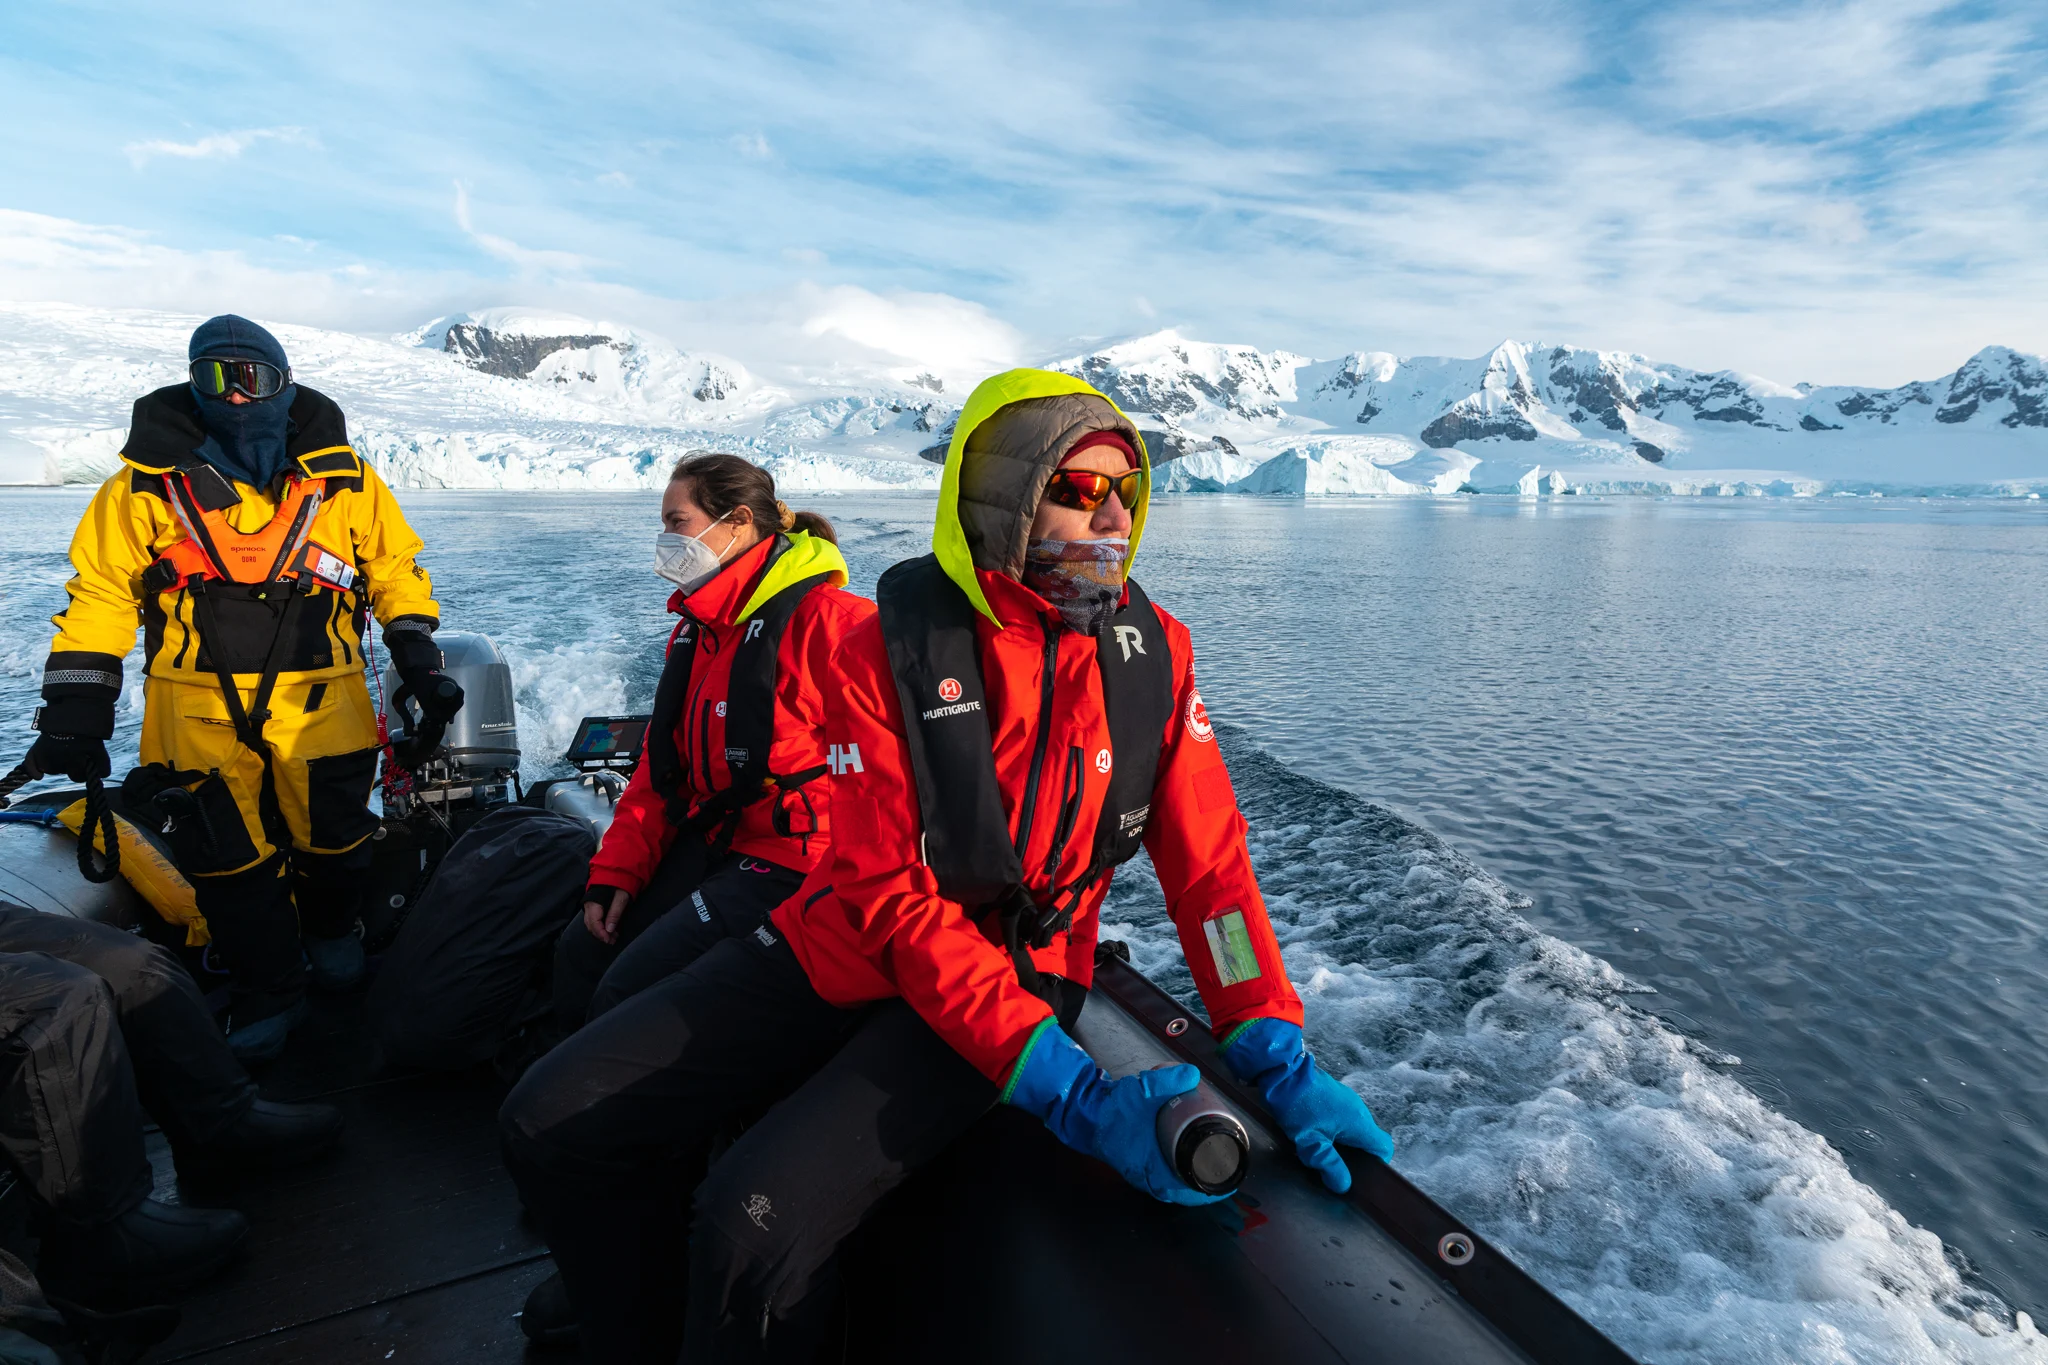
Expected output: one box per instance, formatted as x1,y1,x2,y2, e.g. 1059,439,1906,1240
878,555,1176,997
646,537,836,850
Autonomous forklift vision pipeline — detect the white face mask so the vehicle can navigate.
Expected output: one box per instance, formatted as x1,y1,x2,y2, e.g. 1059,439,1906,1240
654,514,736,591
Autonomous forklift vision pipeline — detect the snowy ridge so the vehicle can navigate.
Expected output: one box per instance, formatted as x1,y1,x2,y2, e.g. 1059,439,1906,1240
1111,729,2044,1363
1060,332,2048,498
0,304,946,493
1,303,2043,496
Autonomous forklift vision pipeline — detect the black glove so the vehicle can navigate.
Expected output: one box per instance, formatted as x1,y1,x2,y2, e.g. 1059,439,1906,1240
405,670,465,725
383,621,464,725
29,731,110,782
31,694,116,782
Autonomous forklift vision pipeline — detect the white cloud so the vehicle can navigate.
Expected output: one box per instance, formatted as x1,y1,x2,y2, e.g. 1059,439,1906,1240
596,170,633,189
124,126,315,168
795,283,1024,380
0,208,1025,391
451,181,594,275
9,2,2047,386
1647,0,2009,132
0,208,456,333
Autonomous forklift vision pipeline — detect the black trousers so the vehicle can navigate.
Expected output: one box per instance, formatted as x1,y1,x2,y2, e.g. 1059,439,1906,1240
502,930,1007,1365
553,839,803,1030
193,841,370,1026
0,907,256,1223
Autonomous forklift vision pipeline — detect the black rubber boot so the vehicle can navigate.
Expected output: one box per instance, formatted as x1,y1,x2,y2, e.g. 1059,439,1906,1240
175,1098,345,1182
518,1270,579,1348
37,1199,248,1309
46,1297,184,1365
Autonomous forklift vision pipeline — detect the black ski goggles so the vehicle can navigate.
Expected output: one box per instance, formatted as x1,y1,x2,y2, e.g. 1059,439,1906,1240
190,357,290,400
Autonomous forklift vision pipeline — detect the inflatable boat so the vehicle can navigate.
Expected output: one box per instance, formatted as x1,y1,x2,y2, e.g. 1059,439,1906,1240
0,634,1636,1364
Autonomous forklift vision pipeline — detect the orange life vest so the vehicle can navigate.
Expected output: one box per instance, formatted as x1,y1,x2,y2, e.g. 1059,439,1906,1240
152,470,358,595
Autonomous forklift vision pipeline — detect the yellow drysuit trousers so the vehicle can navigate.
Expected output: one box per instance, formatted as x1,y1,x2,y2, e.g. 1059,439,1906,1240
139,675,383,870
138,675,382,1020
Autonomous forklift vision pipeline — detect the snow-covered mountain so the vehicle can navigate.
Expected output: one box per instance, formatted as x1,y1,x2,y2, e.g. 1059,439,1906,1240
2,303,2042,497
0,304,949,492
1054,332,2048,497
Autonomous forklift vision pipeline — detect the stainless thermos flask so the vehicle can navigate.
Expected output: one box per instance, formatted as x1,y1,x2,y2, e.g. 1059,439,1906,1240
1155,1082,1251,1195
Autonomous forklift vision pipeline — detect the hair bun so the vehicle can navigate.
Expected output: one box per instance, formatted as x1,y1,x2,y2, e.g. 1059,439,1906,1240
774,499,795,531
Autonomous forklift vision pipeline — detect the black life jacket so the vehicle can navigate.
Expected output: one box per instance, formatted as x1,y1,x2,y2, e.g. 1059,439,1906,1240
876,553,1176,999
645,535,835,853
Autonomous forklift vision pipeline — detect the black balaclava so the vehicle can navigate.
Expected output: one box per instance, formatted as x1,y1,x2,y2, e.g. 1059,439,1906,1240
187,314,298,488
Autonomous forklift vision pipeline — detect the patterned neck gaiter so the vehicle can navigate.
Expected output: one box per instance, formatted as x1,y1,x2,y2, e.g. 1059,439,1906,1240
1022,536,1129,636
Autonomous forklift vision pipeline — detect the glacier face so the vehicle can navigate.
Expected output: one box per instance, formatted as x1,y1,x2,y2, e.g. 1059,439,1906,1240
2,303,2042,496
0,304,947,493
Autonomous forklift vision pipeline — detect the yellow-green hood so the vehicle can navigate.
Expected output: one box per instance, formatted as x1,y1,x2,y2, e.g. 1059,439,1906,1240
933,368,1150,625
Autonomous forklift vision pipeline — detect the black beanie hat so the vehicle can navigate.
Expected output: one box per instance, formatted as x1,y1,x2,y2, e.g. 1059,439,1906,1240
188,314,290,371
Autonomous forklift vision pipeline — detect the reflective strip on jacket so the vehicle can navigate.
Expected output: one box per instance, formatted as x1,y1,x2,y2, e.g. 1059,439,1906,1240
772,368,1303,1083
587,530,876,894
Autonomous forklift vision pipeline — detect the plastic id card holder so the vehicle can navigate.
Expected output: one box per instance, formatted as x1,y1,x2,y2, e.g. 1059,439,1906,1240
1203,908,1262,987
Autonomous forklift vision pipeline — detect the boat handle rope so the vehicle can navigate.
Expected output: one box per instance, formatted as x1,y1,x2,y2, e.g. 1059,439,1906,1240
0,756,119,884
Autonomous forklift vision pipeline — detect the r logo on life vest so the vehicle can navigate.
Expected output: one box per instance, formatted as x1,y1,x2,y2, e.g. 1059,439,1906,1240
1095,748,1112,773
746,619,766,643
1113,624,1146,663
1185,691,1214,743
938,678,962,703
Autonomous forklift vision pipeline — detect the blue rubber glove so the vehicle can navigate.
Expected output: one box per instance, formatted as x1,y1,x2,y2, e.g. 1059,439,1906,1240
1002,1020,1227,1207
1221,1017,1393,1194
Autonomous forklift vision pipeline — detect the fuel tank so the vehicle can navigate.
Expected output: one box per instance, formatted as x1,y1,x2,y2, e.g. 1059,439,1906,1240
542,769,628,840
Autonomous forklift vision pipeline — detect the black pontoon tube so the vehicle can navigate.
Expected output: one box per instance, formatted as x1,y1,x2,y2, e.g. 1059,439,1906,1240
1080,945,1637,1365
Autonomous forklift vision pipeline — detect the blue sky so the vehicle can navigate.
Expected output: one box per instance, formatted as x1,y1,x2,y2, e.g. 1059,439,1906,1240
2,0,2043,384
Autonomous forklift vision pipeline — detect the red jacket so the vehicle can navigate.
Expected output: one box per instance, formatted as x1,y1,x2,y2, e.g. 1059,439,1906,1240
588,532,873,895
772,567,1303,1082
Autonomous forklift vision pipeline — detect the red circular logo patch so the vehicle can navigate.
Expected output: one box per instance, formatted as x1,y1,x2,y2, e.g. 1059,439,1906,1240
938,678,963,703
1185,691,1215,742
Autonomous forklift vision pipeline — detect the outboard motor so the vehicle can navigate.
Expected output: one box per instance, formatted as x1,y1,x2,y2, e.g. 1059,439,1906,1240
364,630,521,947
379,630,521,817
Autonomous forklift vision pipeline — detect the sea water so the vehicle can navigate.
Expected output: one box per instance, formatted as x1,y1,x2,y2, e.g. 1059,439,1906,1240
2,487,2043,1362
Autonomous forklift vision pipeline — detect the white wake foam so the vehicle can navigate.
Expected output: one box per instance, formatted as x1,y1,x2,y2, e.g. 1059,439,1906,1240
1103,730,2042,1364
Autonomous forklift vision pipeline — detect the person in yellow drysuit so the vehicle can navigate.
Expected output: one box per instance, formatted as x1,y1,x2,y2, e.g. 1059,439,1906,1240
29,315,464,1061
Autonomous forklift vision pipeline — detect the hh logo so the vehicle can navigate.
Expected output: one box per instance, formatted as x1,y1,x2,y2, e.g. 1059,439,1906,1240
745,619,766,643
827,743,863,775
1095,748,1113,773
1113,624,1146,663
937,678,963,703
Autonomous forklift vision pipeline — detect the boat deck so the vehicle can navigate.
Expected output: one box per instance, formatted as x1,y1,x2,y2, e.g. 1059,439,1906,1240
136,986,1365,1365
141,992,551,1365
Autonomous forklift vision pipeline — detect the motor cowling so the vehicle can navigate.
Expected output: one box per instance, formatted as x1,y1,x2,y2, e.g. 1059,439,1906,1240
381,631,520,782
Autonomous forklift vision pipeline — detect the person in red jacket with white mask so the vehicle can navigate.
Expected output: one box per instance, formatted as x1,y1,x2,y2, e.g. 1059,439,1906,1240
551,451,873,1027
501,371,1393,1364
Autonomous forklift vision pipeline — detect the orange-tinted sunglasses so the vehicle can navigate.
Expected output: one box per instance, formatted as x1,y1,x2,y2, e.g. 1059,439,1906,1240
1043,467,1143,512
